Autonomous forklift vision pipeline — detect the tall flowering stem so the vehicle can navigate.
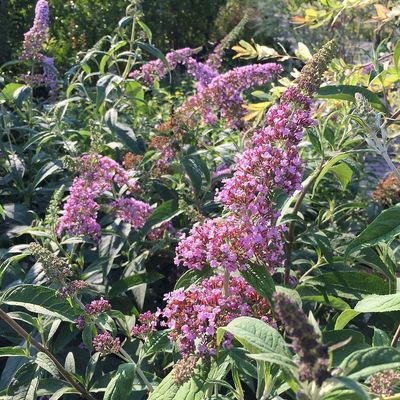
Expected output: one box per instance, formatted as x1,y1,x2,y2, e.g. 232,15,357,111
175,41,336,281
57,154,147,238
21,0,49,62
283,40,337,284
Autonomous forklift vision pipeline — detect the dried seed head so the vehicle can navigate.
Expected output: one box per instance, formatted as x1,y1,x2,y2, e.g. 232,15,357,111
29,243,72,285
296,39,338,95
273,292,331,386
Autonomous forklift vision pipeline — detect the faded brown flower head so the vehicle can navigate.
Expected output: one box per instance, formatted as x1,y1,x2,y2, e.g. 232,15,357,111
172,356,199,385
373,171,400,207
29,243,72,285
123,152,142,169
273,292,331,386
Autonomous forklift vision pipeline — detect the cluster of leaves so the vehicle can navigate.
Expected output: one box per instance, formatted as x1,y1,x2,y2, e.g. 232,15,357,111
0,1,400,400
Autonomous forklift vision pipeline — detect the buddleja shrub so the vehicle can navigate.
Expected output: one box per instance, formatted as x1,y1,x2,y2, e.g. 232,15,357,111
1,1,400,400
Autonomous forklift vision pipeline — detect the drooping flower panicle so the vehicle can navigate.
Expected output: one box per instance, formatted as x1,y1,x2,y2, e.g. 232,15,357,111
58,154,147,238
129,48,218,88
29,243,72,284
85,297,112,315
175,215,285,272
110,198,153,230
176,63,283,128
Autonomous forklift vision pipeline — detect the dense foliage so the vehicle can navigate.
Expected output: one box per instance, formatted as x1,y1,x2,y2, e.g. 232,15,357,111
1,1,400,400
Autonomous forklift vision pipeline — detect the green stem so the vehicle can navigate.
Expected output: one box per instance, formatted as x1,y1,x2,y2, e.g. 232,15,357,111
223,269,230,297
391,323,400,347
255,361,265,399
231,367,244,400
284,161,324,285
118,348,154,392
122,3,137,80
382,150,400,183
0,309,96,400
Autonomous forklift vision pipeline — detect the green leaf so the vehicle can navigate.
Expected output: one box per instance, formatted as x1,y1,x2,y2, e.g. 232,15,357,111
394,39,400,71
82,325,95,352
301,295,350,311
105,108,139,153
322,377,369,400
96,74,119,108
32,162,61,189
227,348,257,378
137,42,169,74
345,204,400,259
334,310,360,330
141,199,182,235
0,346,27,358
174,266,214,290
2,83,25,102
323,329,366,346
13,85,32,108
148,370,177,400
275,286,302,307
7,362,40,400
358,246,397,292
307,271,390,296
181,156,203,196
330,163,353,190
143,330,171,357
64,352,75,374
308,130,323,155
322,329,370,367
34,352,59,377
0,285,80,322
339,347,400,379
149,361,218,400
313,153,353,195
372,327,390,347
125,80,144,96
316,85,387,113
109,271,163,298
354,293,400,313
247,352,296,370
239,263,275,305
99,221,127,278
104,363,136,400
217,316,289,356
